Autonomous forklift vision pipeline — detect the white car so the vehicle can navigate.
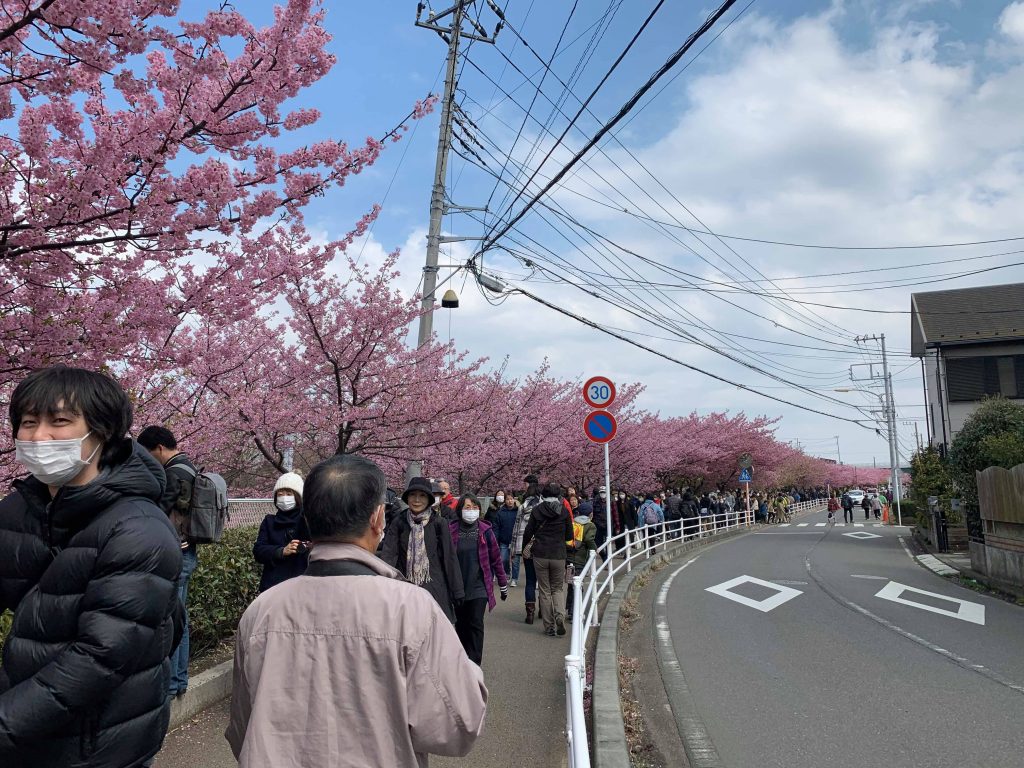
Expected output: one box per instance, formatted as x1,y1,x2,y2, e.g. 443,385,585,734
847,489,866,505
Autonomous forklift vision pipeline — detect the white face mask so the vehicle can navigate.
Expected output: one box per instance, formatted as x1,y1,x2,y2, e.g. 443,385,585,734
462,508,480,524
16,431,100,487
276,496,297,512
495,494,505,503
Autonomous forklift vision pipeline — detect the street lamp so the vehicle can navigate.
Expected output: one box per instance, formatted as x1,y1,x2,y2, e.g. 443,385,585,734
834,387,902,526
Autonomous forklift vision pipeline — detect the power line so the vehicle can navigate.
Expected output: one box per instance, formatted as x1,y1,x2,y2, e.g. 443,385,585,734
478,0,858,341
488,272,873,426
480,0,737,253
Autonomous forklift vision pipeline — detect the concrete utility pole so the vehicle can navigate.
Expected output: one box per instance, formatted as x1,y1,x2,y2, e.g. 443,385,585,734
856,333,902,526
408,3,497,481
834,435,842,464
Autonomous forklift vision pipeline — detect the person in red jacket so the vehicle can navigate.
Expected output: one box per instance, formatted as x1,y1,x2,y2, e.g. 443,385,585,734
437,479,459,519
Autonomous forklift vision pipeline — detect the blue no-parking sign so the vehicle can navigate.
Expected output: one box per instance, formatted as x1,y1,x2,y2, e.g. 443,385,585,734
584,410,617,444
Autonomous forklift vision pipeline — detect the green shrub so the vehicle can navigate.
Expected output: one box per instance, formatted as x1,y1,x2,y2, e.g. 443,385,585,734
187,525,261,657
947,398,1024,540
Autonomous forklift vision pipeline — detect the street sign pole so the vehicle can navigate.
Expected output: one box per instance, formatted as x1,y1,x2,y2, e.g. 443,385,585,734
604,442,613,549
745,483,751,527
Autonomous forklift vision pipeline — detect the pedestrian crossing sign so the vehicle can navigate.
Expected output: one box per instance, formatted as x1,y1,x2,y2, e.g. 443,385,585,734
738,467,753,484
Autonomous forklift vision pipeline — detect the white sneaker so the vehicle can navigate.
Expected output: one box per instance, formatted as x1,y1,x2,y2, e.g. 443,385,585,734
510,579,518,587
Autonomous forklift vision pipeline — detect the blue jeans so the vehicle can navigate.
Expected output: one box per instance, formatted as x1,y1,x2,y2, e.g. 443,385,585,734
511,553,521,581
499,544,511,577
170,546,198,694
524,558,537,603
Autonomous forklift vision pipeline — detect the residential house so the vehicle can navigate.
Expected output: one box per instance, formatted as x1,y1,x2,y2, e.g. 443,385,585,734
910,282,1024,452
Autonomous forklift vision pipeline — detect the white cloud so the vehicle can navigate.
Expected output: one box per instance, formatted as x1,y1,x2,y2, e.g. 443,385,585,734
999,2,1024,43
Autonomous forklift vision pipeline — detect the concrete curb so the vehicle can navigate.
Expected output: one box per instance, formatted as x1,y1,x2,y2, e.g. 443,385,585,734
169,660,233,730
593,529,747,768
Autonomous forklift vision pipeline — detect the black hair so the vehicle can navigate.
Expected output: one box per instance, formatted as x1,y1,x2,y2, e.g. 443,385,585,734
541,481,562,498
304,454,387,541
10,366,133,469
456,493,482,514
137,425,178,451
526,481,541,498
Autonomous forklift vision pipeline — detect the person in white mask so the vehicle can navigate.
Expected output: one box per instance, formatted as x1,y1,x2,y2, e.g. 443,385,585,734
252,472,310,592
0,365,182,768
448,494,508,664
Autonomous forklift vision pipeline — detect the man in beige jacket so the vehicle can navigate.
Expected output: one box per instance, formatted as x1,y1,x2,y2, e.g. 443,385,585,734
226,454,488,767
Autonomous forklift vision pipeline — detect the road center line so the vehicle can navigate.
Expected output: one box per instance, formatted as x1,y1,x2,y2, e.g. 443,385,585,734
805,557,1024,696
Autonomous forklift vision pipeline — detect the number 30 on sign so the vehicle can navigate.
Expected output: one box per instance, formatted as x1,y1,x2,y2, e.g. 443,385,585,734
583,376,616,409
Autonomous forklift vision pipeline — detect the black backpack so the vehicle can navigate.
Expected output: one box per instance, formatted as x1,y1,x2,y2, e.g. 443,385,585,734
177,465,229,543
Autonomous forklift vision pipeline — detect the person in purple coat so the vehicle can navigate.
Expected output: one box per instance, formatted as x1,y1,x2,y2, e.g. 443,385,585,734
449,493,508,664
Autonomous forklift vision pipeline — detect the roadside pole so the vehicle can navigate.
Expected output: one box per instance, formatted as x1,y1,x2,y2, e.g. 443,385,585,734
880,334,903,526
604,443,613,542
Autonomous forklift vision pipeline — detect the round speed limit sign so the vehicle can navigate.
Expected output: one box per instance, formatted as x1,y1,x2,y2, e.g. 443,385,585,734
583,376,616,409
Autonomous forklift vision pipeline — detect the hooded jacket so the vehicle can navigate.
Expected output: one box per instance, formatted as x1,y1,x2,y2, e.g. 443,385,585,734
253,504,312,592
521,498,574,561
0,442,182,767
567,510,597,571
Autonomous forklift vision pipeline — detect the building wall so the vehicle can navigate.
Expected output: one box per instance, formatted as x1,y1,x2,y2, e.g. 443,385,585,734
924,341,1024,449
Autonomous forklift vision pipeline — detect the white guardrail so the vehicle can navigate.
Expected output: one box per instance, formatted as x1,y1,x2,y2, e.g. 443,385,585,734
564,499,824,767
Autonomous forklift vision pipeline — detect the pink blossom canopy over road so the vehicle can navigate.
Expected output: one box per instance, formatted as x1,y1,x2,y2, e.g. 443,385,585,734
0,1,892,496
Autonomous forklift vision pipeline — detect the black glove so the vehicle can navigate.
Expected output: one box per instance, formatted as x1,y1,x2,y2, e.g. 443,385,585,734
499,585,508,601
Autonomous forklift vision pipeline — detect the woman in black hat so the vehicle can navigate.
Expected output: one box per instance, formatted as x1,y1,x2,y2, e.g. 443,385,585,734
381,476,464,622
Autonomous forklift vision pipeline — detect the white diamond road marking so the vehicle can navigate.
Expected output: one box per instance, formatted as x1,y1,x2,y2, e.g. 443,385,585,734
797,523,809,527
874,581,985,625
705,575,803,613
843,531,882,540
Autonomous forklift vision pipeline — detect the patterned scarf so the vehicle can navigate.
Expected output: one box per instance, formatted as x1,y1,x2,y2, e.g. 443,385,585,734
406,509,432,586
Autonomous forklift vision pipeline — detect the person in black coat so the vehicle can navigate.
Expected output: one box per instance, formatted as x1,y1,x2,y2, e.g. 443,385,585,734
380,476,464,622
522,482,574,637
0,366,181,767
253,472,311,592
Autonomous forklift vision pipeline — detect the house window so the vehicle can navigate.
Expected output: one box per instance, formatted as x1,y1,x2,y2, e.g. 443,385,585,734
946,355,1023,401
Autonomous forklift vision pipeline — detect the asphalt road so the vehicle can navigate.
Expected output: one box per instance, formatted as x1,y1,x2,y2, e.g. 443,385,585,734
154,586,569,767
653,511,1024,768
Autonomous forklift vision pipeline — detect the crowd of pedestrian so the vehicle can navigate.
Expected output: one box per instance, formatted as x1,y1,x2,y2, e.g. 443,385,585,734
0,364,859,767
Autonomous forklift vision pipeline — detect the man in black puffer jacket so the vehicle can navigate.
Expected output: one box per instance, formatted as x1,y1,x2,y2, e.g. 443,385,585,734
0,366,182,768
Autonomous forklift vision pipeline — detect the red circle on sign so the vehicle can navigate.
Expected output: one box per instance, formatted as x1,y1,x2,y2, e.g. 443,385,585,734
584,410,617,444
583,376,617,409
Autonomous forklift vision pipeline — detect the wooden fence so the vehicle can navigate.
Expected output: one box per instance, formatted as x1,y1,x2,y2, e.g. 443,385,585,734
974,463,1024,591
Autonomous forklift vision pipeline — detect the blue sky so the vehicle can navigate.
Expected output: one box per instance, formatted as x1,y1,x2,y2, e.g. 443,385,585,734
180,0,1024,468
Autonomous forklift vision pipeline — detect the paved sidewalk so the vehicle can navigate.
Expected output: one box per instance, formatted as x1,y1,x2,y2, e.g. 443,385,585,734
155,588,569,767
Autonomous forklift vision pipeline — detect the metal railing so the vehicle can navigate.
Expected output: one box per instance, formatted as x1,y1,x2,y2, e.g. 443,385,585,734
563,500,826,767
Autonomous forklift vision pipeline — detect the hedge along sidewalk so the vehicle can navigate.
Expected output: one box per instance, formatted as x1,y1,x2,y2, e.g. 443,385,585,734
592,528,749,768
168,524,261,729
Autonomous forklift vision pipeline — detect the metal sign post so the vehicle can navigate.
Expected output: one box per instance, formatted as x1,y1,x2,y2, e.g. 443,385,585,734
583,378,617,562
603,443,612,549
738,458,754,526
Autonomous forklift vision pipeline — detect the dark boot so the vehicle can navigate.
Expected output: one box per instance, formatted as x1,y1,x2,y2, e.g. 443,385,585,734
525,602,536,625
